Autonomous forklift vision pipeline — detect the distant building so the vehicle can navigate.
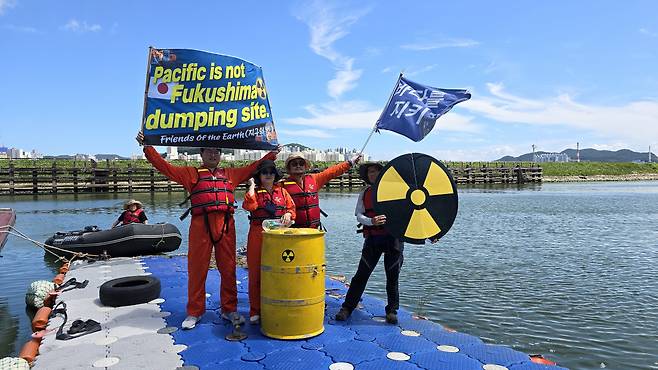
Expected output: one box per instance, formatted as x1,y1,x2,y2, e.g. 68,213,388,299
30,149,43,159
276,146,369,163
179,153,201,161
533,153,570,162
166,146,179,160
74,153,96,161
9,147,29,159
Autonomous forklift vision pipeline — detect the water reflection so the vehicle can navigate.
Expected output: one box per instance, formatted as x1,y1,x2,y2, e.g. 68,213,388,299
0,183,657,369
0,300,18,358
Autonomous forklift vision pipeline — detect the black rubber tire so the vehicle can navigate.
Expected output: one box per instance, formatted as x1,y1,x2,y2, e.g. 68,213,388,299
99,276,161,307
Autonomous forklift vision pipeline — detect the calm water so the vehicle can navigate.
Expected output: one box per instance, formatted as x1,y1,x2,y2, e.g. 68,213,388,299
1,182,657,369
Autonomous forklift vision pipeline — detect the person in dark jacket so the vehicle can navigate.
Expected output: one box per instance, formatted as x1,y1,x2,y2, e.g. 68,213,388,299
334,163,404,324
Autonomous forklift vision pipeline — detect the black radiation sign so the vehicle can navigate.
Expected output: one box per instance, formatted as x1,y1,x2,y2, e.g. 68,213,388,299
373,153,458,245
282,249,295,263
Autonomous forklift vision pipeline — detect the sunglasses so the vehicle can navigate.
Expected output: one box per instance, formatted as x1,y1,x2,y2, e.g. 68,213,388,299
290,160,306,167
260,169,276,175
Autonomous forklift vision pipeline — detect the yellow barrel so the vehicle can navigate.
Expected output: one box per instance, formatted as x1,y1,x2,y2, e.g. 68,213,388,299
260,228,326,340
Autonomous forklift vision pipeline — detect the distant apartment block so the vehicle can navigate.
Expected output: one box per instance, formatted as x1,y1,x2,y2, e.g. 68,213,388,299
533,153,570,162
0,146,42,159
231,146,369,162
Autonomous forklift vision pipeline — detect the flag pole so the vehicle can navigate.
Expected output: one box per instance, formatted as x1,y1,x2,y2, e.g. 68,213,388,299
358,72,403,156
140,46,154,134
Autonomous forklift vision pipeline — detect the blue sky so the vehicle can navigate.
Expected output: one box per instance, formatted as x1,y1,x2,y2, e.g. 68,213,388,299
1,0,657,160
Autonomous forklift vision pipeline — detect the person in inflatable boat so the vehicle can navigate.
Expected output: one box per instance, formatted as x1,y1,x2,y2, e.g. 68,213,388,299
111,199,148,228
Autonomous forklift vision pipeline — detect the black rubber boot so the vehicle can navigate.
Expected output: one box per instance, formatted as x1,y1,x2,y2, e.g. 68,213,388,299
335,307,351,321
385,312,398,324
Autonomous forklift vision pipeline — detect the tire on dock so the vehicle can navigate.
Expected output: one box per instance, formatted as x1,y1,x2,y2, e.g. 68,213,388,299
99,276,161,307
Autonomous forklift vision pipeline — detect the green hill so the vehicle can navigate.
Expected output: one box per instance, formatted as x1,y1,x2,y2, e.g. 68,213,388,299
497,148,657,162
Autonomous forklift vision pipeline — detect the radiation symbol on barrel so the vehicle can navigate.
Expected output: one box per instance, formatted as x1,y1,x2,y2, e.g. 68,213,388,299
373,153,458,245
282,249,295,263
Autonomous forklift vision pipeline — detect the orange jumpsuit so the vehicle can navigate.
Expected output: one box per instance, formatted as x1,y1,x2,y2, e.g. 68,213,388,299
283,161,352,225
144,146,276,317
242,185,296,317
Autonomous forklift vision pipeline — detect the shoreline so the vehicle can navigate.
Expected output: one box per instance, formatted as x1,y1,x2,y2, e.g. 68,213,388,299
543,173,658,182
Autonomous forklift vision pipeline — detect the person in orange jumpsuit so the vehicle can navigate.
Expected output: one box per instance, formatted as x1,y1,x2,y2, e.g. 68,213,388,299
242,160,295,324
281,152,362,229
136,132,278,329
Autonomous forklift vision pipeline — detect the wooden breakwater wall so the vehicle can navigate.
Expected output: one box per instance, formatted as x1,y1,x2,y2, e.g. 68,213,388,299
0,161,541,195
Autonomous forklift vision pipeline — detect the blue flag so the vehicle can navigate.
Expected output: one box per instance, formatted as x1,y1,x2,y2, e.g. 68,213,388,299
376,75,471,142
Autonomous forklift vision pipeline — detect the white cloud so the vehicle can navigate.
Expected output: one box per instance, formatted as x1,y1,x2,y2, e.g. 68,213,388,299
381,66,393,73
364,47,381,57
401,38,479,51
462,83,658,143
588,142,632,151
4,24,37,33
294,1,369,99
432,146,519,161
327,58,362,98
285,107,379,129
405,64,438,77
277,129,334,139
0,0,16,15
62,19,102,33
639,27,658,38
285,100,377,129
284,99,481,134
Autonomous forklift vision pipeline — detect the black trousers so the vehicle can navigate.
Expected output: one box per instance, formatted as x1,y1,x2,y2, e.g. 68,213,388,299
342,234,404,314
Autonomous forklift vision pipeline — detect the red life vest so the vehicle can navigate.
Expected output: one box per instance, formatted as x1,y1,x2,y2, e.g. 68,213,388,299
180,168,235,220
282,175,321,228
121,209,144,225
362,186,388,237
248,187,288,225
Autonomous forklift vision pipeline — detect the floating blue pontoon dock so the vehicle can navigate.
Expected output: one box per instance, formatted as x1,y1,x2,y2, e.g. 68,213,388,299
31,256,567,370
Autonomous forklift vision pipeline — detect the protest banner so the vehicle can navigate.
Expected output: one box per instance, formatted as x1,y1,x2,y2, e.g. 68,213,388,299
141,48,278,149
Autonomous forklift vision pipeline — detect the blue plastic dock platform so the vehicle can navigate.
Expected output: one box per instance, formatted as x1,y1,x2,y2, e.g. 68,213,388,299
144,256,567,370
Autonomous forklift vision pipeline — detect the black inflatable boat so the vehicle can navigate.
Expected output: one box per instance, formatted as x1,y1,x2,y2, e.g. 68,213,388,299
45,223,182,257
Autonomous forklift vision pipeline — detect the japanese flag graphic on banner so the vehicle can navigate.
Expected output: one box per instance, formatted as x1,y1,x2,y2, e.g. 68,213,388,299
147,80,178,100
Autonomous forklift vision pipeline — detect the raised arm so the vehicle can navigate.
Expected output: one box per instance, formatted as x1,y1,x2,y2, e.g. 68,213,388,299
143,146,197,190
313,154,362,188
312,161,351,189
137,132,196,189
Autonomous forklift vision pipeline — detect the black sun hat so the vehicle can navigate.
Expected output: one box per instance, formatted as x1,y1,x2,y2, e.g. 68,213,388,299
253,160,282,184
359,162,384,185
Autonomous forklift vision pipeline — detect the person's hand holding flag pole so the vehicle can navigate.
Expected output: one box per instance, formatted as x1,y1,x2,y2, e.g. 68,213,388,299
358,73,471,154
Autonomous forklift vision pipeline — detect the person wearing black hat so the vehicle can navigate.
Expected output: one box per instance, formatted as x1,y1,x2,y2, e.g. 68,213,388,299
335,162,404,324
242,160,296,324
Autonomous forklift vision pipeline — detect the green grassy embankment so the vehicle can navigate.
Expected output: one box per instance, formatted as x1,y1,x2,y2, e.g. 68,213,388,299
3,159,658,178
0,158,344,170
540,162,658,176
